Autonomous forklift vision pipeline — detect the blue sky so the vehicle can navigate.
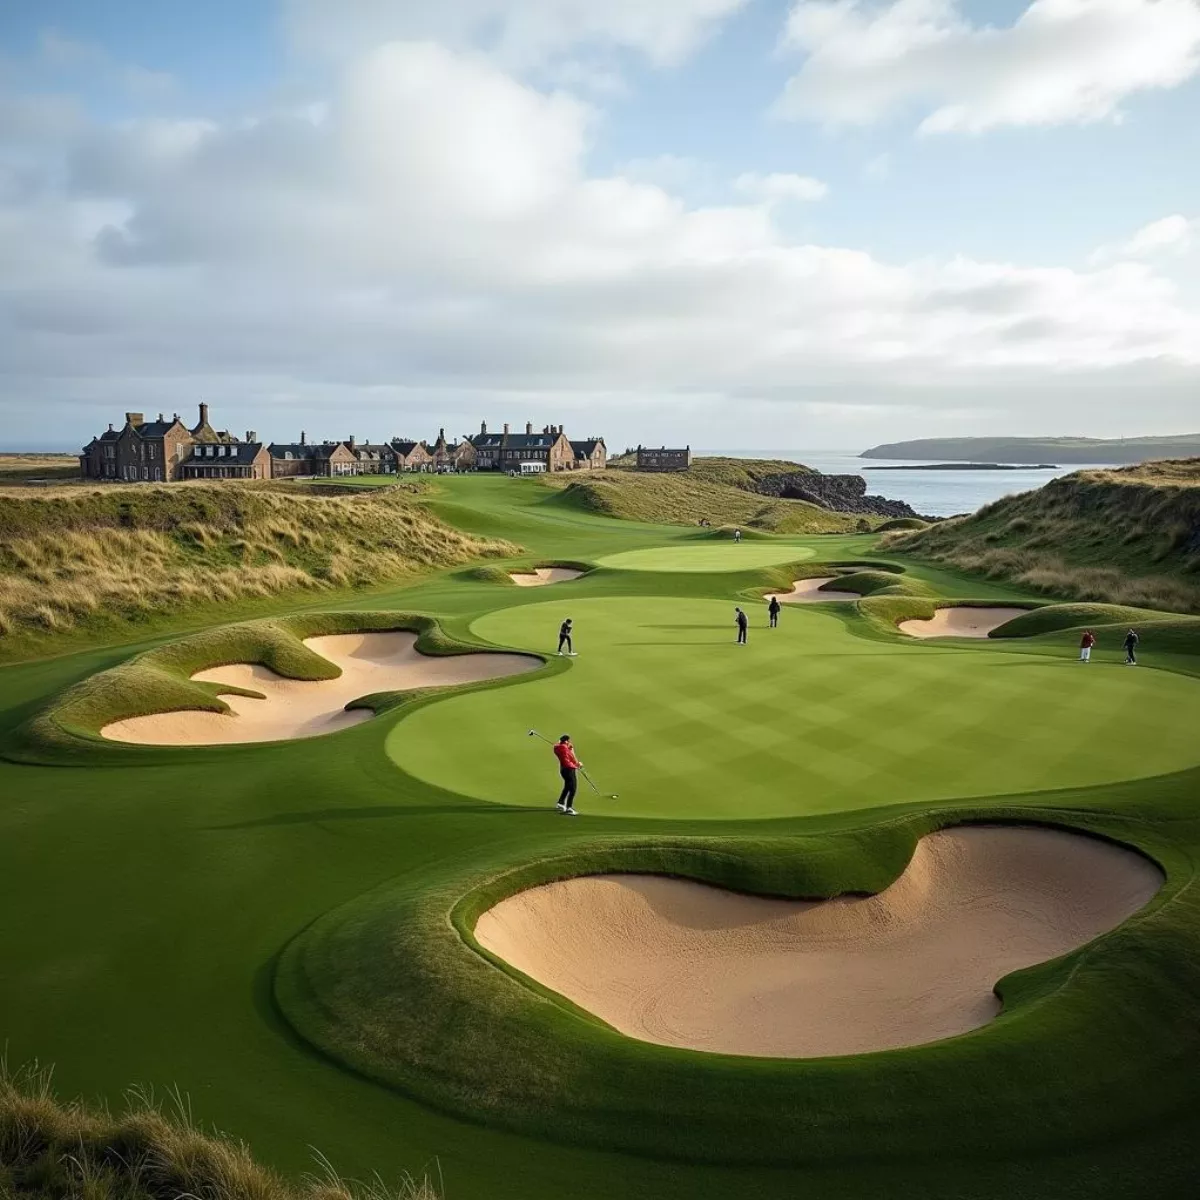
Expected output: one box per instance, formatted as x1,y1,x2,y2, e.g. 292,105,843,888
1,0,1199,450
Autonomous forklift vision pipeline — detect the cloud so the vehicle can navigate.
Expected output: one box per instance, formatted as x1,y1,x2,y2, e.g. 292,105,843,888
1,38,1199,448
37,25,177,100
1090,214,1196,263
733,171,828,203
773,0,1200,133
283,0,749,68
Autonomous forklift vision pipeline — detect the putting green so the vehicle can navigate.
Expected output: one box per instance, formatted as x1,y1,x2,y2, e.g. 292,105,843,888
387,597,1200,819
597,543,815,572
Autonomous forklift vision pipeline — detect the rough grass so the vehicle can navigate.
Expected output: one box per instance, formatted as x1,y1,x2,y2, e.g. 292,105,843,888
548,472,871,534
888,459,1200,613
0,455,81,483
0,483,517,647
0,1062,437,1200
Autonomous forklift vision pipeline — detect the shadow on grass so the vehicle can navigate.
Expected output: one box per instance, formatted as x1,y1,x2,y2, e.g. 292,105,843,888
210,803,540,829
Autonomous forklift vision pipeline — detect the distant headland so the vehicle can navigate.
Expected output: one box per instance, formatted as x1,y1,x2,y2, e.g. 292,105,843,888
864,462,1058,472
861,434,1200,465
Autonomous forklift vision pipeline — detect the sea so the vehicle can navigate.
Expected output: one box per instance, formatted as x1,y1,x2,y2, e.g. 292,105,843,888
703,450,1120,519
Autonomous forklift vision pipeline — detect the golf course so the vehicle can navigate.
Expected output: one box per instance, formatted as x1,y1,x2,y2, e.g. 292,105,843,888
4,472,1200,1199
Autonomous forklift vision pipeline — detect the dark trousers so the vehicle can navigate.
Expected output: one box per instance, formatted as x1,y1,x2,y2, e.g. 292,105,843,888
558,767,577,807
769,611,779,627
558,634,573,654
737,625,747,644
1126,644,1137,663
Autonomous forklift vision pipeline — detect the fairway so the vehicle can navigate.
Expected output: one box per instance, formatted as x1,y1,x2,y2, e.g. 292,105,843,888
597,543,815,571
388,597,1200,819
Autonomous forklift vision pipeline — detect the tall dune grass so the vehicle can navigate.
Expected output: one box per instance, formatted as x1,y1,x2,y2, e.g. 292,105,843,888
0,483,517,643
0,1061,438,1200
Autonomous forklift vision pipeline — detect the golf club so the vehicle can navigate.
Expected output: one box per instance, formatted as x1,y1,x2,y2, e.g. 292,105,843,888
526,729,619,799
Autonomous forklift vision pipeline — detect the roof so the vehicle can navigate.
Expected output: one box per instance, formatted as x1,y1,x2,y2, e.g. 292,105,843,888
354,444,395,457
571,439,605,456
311,442,351,460
182,443,266,465
133,420,182,438
268,443,314,458
469,433,505,449
501,433,559,450
391,440,430,456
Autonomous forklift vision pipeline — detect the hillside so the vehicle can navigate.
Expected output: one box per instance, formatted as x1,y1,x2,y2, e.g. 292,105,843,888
862,434,1200,464
0,454,81,483
549,469,875,533
887,458,1200,613
0,481,515,653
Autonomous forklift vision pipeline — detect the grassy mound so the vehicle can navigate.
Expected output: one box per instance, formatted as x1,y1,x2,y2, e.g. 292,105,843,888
12,611,536,763
876,517,930,532
888,459,1200,613
551,472,867,533
0,483,517,655
685,457,815,489
0,1063,436,1200
826,570,932,598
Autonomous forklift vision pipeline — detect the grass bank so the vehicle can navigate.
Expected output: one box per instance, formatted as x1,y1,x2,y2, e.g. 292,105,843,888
887,458,1200,612
0,1063,437,1200
0,483,516,655
547,470,872,533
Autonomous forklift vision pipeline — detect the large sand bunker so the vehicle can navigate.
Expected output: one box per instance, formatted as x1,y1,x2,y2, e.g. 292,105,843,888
767,577,859,603
899,606,1028,639
102,632,538,746
475,826,1160,1058
509,568,584,587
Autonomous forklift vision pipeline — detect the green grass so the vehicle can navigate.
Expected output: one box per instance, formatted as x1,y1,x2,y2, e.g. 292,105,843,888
3,470,1200,1200
595,543,816,572
387,596,1200,819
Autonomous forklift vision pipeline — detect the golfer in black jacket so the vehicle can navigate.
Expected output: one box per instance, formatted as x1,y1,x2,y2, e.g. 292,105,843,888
768,596,781,628
735,606,749,645
1124,628,1140,665
558,618,575,657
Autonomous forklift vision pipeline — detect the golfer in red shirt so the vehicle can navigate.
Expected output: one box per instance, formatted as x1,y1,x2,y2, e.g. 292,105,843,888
1079,630,1096,663
553,734,581,815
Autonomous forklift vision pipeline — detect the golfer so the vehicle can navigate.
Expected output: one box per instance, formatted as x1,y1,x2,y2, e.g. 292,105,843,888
768,595,782,628
558,617,575,657
1124,628,1140,665
733,528,742,544
735,606,749,645
553,734,580,815
1079,629,1095,662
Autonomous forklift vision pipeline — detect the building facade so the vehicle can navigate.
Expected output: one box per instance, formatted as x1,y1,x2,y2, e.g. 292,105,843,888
180,440,271,480
636,445,692,472
79,404,236,482
570,438,607,470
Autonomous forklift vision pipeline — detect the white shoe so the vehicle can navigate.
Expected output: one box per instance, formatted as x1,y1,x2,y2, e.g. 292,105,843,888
563,808,577,816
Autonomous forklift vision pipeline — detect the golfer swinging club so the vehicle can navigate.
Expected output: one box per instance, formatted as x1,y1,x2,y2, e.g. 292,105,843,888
558,617,576,656
553,734,581,815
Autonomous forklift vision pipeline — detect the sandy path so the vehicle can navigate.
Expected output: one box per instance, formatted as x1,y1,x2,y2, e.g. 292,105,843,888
102,632,538,746
767,577,859,603
899,606,1028,638
475,825,1160,1058
509,568,584,587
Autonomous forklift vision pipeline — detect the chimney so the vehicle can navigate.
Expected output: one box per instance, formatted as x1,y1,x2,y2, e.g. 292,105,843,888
503,422,510,435
480,420,487,435
125,412,144,427
107,423,114,432
349,434,356,450
300,430,307,446
525,421,533,435
157,412,164,422
438,427,445,443
172,412,179,422
246,430,257,444
198,402,209,428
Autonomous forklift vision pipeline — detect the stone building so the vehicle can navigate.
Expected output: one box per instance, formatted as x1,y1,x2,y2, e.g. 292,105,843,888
267,435,358,477
636,445,692,472
427,428,476,471
570,438,607,470
467,421,586,473
79,404,235,482
391,440,433,472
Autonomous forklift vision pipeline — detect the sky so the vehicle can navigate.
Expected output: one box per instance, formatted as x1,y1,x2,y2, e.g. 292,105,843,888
1,0,1199,452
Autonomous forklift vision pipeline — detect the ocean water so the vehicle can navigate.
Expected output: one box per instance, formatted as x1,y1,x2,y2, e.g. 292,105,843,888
705,449,1119,519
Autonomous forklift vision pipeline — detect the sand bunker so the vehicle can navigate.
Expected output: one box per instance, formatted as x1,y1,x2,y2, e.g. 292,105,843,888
767,577,859,604
475,825,1160,1058
102,632,538,746
509,568,584,587
899,606,1028,639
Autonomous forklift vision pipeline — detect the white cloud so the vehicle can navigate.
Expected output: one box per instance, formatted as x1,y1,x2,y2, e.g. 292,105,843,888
1,38,1199,448
774,0,1200,133
1090,214,1196,263
734,171,828,203
284,0,749,68
37,25,177,100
